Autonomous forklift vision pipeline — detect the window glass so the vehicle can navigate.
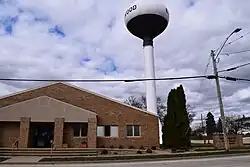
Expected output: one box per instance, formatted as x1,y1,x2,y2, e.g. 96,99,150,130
111,126,118,137
73,124,80,137
126,125,133,136
104,125,111,136
134,125,140,136
81,123,88,136
97,126,104,137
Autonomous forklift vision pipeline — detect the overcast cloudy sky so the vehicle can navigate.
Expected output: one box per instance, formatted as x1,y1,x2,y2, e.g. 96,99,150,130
0,0,250,126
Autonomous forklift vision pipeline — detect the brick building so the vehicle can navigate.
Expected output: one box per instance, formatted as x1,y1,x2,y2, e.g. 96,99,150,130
0,83,159,149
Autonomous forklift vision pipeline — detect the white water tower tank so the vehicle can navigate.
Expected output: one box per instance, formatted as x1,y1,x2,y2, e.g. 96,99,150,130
124,0,169,41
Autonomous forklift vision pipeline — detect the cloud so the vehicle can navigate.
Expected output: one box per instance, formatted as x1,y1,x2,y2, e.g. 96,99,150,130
1,0,250,128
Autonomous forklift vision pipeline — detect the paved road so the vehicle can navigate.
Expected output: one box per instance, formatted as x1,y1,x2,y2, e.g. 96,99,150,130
0,155,250,167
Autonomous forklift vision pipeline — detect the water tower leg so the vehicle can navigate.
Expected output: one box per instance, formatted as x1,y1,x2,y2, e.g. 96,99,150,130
143,38,157,114
143,38,161,145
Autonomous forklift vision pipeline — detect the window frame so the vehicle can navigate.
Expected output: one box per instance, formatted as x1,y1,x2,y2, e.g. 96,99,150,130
73,123,88,137
126,125,141,137
97,125,119,137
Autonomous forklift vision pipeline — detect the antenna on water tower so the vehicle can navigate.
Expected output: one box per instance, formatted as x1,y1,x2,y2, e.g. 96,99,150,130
124,0,169,114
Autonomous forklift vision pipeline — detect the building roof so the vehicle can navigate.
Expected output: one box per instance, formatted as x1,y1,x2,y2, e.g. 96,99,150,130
0,82,158,117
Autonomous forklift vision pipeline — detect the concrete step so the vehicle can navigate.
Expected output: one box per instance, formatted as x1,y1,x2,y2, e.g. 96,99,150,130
0,150,98,152
0,148,99,156
0,148,100,151
0,153,98,156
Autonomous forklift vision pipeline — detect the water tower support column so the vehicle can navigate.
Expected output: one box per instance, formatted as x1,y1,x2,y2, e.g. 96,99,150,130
143,37,157,114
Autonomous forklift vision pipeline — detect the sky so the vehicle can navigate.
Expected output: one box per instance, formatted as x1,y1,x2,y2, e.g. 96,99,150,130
0,0,250,127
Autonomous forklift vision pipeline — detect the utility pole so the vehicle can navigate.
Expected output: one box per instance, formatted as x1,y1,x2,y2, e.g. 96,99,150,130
211,50,230,151
201,114,206,144
201,114,204,128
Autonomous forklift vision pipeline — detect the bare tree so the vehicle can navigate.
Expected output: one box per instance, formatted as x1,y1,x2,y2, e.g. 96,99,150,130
225,115,246,134
124,96,143,109
124,95,195,126
124,95,166,125
187,104,196,123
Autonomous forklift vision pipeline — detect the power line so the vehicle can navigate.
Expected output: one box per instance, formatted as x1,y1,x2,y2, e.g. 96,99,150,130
0,75,215,83
219,76,250,82
218,62,250,73
221,49,250,56
236,78,250,82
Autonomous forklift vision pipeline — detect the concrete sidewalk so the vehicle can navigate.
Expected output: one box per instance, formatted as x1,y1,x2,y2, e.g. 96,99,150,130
1,156,43,164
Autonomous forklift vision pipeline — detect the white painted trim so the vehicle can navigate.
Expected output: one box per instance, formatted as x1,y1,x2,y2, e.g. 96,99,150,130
0,82,158,117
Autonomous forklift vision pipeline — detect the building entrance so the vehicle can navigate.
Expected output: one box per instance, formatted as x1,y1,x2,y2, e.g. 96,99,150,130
30,123,54,148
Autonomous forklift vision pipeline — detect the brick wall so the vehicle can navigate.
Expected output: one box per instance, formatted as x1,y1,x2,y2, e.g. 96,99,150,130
63,123,72,148
19,117,30,148
0,122,19,147
72,137,88,148
54,118,64,148
88,117,97,148
213,134,244,148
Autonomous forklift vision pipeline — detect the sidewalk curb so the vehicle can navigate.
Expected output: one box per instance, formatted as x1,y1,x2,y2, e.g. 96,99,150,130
1,152,250,165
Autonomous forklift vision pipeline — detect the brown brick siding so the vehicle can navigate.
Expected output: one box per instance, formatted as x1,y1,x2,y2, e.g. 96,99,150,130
53,118,64,148
63,123,72,147
72,137,88,148
19,117,30,148
0,83,159,148
0,122,19,147
213,134,243,149
87,117,97,148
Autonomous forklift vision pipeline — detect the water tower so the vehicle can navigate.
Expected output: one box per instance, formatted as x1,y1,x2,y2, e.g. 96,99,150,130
124,0,169,114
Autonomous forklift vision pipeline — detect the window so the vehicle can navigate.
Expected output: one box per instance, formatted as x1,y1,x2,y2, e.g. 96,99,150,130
73,123,88,137
126,125,141,137
97,126,104,137
97,126,118,137
111,126,118,137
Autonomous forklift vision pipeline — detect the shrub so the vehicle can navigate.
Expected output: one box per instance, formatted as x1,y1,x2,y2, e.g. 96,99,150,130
137,150,142,154
118,145,124,149
139,146,145,150
100,149,108,155
151,146,157,150
129,146,135,149
146,148,153,153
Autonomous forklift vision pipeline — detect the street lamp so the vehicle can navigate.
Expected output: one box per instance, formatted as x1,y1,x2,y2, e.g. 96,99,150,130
211,28,242,151
215,28,242,59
